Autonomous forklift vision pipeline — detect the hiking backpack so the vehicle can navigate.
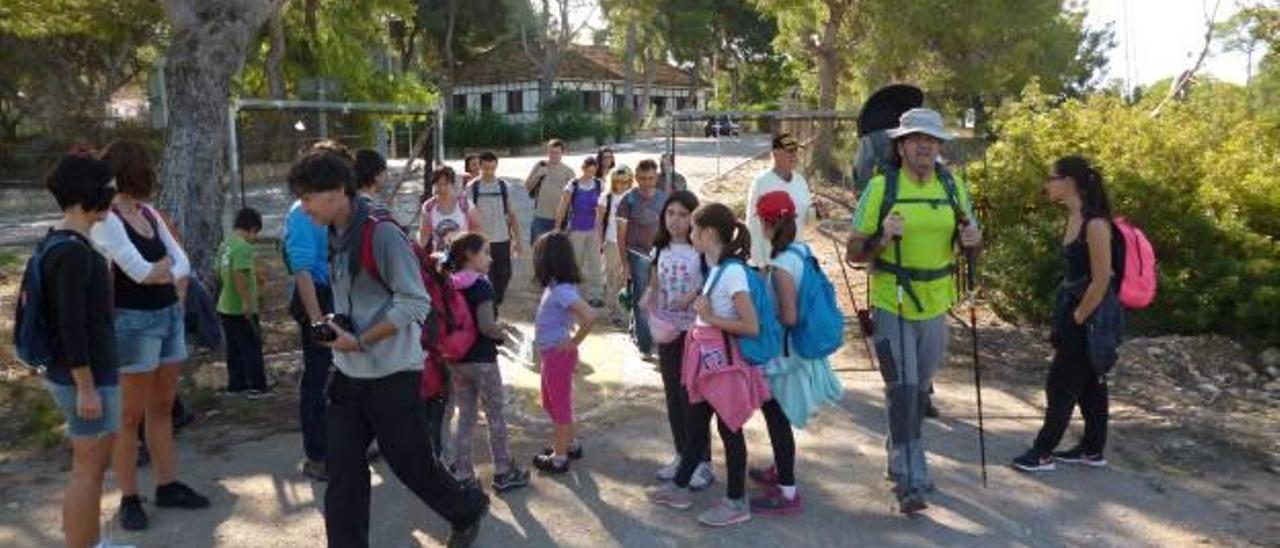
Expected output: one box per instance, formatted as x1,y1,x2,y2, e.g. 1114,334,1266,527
1113,217,1157,310
706,258,783,366
469,178,511,216
781,244,845,359
358,213,479,362
561,177,603,230
13,231,87,370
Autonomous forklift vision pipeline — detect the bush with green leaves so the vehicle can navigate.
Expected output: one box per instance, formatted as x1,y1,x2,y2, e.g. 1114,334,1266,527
445,93,632,150
971,82,1280,347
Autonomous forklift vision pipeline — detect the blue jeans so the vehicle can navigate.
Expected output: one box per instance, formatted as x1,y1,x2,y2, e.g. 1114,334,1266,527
530,216,557,246
45,382,120,438
291,284,333,462
627,250,653,354
114,304,188,374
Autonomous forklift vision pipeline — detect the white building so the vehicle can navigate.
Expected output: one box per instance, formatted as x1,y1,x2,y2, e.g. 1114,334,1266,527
450,43,707,122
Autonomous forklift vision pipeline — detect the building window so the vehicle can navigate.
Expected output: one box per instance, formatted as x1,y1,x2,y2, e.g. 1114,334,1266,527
481,93,493,113
452,94,467,113
508,90,524,113
585,91,602,113
676,97,688,111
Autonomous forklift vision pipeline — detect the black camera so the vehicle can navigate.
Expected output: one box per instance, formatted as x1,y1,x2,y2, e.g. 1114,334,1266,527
310,314,354,343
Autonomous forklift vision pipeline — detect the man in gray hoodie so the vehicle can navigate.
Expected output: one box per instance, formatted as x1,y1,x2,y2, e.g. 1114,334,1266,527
290,150,489,548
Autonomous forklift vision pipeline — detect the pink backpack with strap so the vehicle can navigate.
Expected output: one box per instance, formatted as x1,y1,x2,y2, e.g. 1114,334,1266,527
1113,217,1156,309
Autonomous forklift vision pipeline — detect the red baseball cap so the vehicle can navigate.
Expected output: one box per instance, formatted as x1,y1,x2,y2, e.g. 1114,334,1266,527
756,191,796,224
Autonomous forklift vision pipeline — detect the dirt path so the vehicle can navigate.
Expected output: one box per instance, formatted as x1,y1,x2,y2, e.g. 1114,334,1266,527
1,156,1278,547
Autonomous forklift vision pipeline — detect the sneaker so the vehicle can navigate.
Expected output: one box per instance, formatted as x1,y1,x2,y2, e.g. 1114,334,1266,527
748,464,778,487
1053,446,1108,467
94,541,137,548
750,488,803,516
924,398,941,419
688,462,716,491
649,483,693,510
532,454,570,474
118,495,148,531
302,459,329,482
697,498,751,527
539,443,583,460
246,389,275,400
366,444,382,464
1011,449,1056,472
656,456,681,481
492,467,531,493
447,513,484,548
897,492,928,515
155,481,210,509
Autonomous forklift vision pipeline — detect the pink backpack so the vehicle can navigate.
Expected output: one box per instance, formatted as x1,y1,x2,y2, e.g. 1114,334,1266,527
1114,217,1156,309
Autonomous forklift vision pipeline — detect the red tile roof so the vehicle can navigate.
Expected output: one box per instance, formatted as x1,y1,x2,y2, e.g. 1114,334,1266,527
454,42,701,89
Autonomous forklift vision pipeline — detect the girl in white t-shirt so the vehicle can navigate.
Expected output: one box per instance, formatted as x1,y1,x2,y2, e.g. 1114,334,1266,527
418,166,480,253
746,191,844,516
650,202,759,527
596,165,633,325
641,191,714,489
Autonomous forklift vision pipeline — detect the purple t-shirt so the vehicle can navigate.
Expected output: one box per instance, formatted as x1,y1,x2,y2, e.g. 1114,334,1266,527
564,178,602,232
536,283,580,349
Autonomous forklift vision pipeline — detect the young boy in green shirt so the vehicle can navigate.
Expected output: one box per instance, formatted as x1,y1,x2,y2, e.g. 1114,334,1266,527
217,208,269,396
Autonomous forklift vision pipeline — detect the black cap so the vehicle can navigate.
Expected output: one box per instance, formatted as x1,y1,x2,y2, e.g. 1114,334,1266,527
771,133,802,151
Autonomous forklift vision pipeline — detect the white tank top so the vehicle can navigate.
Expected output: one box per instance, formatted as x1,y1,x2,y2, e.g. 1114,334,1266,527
428,199,467,250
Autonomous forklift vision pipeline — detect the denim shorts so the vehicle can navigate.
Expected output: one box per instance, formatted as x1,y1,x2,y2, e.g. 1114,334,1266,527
115,304,188,374
45,382,121,438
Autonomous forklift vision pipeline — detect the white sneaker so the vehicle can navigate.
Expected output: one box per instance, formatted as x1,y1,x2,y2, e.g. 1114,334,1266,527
655,456,681,481
689,461,716,491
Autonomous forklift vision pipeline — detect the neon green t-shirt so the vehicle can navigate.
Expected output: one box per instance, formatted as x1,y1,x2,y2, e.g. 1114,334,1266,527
851,170,976,321
216,234,258,315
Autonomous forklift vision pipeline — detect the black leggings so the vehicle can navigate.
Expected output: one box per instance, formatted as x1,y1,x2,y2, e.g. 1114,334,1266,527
1033,327,1109,455
658,337,710,463
761,399,796,486
674,402,746,499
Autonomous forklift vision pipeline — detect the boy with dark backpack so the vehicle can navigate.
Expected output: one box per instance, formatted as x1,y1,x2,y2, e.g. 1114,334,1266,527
15,154,120,547
290,150,489,548
465,151,521,312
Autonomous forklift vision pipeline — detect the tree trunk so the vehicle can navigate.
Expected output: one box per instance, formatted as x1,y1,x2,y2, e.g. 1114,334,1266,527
640,51,656,121
442,0,458,115
265,8,286,98
623,20,636,117
158,0,284,279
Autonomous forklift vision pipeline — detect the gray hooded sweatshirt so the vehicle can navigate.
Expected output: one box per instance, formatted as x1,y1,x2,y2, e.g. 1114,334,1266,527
328,196,431,379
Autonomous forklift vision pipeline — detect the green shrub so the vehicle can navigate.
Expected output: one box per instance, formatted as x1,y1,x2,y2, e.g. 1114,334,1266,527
444,93,628,149
973,82,1280,346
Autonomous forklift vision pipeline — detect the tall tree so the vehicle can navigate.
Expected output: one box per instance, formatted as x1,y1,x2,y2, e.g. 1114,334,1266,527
157,0,285,277
517,0,594,107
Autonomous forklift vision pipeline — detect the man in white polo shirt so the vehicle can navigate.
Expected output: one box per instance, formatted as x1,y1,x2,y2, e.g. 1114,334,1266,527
745,133,822,267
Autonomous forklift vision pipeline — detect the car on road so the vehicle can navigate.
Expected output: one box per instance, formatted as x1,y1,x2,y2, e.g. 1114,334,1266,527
704,115,740,138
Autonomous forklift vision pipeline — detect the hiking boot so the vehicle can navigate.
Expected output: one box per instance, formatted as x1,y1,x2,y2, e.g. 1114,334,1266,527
748,464,778,487
492,467,531,493
649,483,692,510
750,488,803,516
532,454,570,474
155,481,210,509
655,456,680,481
897,492,928,515
688,461,716,491
447,512,485,548
302,459,328,482
1011,449,1056,472
118,495,148,531
1053,446,1108,467
539,443,583,460
697,498,751,527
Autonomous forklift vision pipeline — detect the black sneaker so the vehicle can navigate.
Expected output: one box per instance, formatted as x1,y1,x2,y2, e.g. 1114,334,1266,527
119,495,148,531
155,481,211,509
924,398,941,419
539,444,583,460
897,493,928,515
1053,446,1108,467
532,454,571,474
447,508,486,548
1011,449,1056,472
302,459,329,481
492,467,531,493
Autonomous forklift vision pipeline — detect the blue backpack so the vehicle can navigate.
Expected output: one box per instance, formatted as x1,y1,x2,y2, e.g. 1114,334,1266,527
13,232,86,370
781,244,845,359
707,258,782,366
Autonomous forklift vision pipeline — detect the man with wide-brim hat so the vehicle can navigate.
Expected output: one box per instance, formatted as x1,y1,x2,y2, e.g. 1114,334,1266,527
844,107,982,515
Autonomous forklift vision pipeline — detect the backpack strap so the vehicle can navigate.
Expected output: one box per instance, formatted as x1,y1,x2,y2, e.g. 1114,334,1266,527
359,214,404,293
499,179,510,215
600,192,614,240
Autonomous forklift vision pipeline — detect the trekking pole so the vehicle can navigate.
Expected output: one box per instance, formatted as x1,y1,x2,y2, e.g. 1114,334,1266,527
966,247,989,488
893,236,916,508
830,236,875,362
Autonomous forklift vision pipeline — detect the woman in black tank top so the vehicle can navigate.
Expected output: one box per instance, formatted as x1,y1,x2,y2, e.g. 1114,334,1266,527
1013,155,1119,473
